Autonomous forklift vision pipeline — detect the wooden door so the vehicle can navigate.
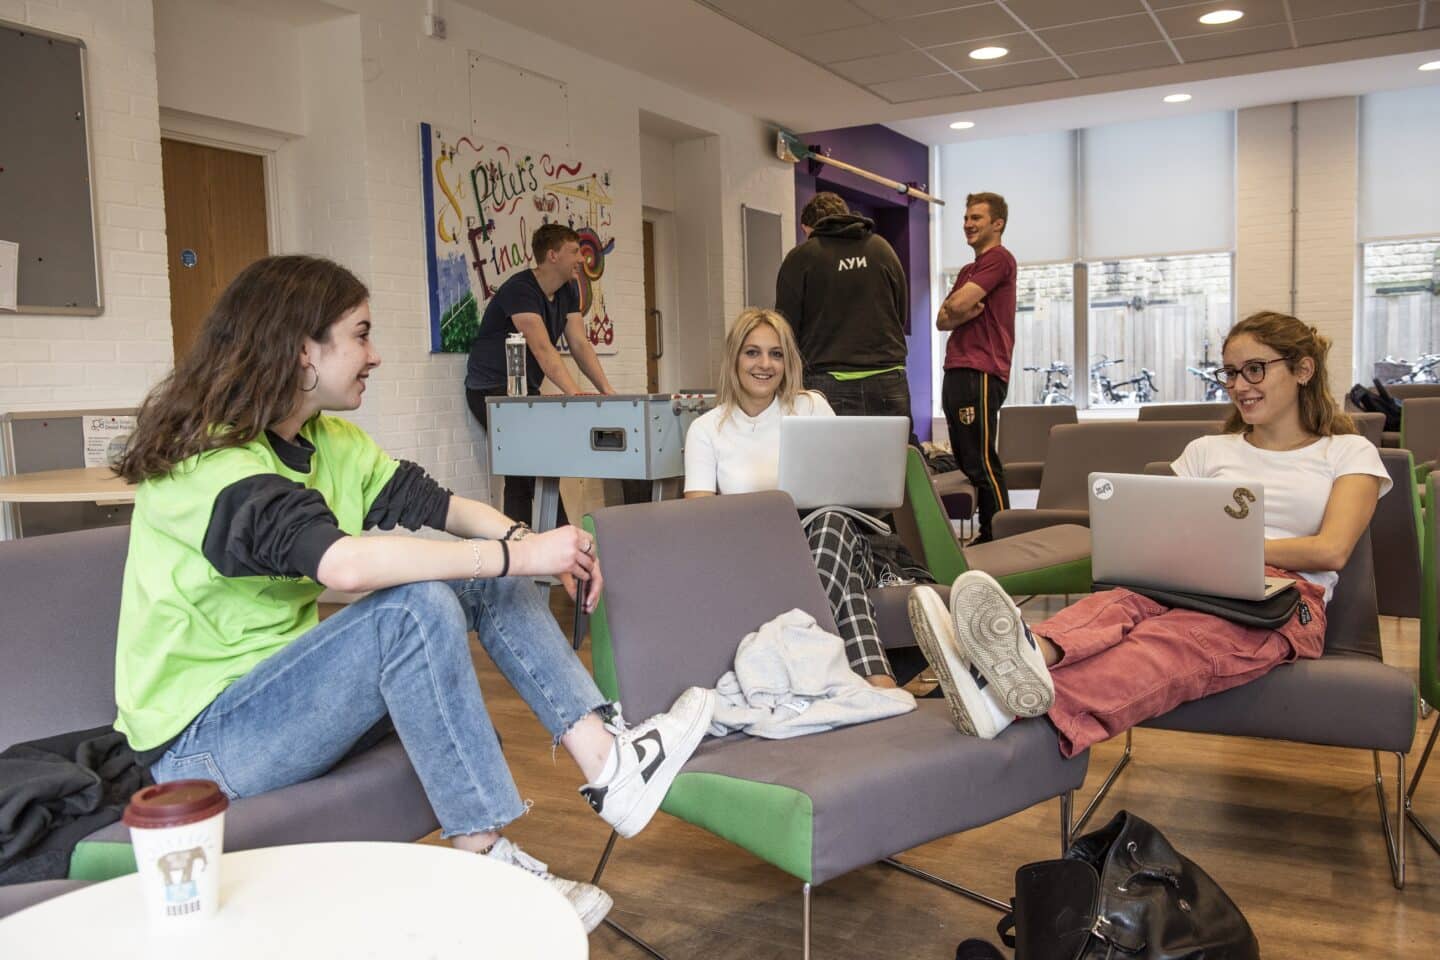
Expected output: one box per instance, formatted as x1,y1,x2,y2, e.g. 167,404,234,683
160,140,269,362
642,220,660,393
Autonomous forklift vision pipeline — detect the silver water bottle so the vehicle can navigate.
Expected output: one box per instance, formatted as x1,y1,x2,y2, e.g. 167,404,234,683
505,333,527,397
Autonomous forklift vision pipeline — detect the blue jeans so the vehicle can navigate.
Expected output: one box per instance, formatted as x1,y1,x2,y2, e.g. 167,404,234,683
152,577,607,838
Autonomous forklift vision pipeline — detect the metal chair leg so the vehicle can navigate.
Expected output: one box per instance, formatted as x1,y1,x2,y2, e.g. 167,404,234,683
1071,729,1133,836
1406,718,1440,857
1373,751,1407,889
881,856,1010,912
589,830,672,959
802,883,812,960
1060,790,1074,853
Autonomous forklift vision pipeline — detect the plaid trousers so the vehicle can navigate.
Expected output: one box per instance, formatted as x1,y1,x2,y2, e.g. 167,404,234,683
804,510,931,680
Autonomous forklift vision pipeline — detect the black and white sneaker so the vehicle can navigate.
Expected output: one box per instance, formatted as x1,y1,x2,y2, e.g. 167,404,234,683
909,587,1009,738
579,686,714,838
949,570,1053,717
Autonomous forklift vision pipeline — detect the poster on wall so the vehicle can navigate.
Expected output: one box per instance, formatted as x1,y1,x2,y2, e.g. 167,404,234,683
420,122,618,355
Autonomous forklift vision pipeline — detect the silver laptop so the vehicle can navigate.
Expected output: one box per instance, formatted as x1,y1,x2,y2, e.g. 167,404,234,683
1088,473,1293,601
777,416,909,511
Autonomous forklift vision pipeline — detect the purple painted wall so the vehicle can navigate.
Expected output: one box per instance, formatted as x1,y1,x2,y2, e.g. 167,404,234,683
792,124,933,439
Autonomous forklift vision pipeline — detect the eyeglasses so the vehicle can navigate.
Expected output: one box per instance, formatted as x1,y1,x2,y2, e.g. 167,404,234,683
1210,356,1293,387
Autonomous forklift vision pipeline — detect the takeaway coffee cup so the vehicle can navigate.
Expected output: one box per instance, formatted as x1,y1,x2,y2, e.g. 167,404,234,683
123,779,229,925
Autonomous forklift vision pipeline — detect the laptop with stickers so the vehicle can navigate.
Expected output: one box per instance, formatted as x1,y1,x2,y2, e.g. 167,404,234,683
1088,472,1294,602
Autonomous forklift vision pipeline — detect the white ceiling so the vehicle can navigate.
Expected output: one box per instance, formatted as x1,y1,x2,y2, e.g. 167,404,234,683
460,0,1440,143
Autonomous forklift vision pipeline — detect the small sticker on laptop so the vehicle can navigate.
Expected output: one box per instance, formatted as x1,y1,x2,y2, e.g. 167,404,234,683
1092,478,1114,501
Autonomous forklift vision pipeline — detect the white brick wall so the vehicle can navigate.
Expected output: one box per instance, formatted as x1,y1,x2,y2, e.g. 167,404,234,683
0,0,172,413
1235,98,1359,399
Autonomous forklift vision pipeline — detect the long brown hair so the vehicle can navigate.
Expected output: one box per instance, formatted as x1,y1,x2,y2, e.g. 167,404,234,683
116,256,369,481
1221,310,1354,438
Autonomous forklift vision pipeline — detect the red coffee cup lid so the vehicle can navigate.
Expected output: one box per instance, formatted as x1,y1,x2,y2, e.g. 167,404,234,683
123,779,229,829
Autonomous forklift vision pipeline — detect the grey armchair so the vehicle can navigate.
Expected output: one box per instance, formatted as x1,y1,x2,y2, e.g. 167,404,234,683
0,526,437,919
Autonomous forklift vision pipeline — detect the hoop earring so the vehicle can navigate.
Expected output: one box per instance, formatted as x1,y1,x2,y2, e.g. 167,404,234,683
300,362,319,392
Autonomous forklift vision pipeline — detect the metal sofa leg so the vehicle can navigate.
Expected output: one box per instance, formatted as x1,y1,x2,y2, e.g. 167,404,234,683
802,882,812,960
589,830,671,959
1373,751,1407,889
1071,729,1134,836
1060,790,1073,853
1406,719,1440,857
881,856,1010,912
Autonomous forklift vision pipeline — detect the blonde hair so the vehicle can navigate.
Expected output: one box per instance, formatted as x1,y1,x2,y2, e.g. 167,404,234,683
718,308,806,422
1221,311,1355,437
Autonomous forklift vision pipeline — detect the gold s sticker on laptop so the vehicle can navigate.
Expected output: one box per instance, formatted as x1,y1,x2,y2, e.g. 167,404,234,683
1224,487,1256,519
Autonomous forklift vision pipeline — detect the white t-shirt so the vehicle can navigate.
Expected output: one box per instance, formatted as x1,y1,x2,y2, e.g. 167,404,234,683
684,392,835,495
1171,432,1392,603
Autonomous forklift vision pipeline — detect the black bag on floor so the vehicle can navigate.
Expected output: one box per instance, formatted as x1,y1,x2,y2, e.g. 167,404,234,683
998,810,1259,960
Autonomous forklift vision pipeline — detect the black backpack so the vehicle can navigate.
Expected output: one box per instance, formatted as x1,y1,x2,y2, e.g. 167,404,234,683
1348,380,1402,432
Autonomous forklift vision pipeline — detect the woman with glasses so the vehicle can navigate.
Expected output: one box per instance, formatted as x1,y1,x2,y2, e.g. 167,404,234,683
909,311,1390,751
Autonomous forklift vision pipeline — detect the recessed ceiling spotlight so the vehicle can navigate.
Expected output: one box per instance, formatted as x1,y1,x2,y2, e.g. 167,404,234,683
1198,9,1244,25
1420,60,1440,71
949,120,976,130
1163,93,1192,103
969,46,1008,60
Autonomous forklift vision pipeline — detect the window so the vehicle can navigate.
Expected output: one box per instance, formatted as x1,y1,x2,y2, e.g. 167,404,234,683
935,263,1074,411
1086,253,1232,406
1357,239,1440,384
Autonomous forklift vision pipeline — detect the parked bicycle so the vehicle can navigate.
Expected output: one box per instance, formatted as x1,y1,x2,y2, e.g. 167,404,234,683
1186,339,1227,401
1023,360,1073,405
1386,353,1440,384
1091,356,1159,405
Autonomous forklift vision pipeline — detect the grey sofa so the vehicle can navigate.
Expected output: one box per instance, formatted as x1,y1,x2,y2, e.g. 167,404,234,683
0,526,438,919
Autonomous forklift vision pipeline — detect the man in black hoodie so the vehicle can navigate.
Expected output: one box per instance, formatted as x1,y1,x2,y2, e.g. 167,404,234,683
775,193,911,429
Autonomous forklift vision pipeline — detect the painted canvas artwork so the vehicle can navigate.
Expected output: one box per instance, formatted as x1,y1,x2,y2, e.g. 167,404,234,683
420,122,618,354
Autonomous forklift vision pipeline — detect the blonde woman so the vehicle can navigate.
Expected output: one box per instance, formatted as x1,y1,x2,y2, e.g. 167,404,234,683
685,308,932,688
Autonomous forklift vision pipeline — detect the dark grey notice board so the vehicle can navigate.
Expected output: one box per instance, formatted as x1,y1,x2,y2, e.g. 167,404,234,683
0,20,103,314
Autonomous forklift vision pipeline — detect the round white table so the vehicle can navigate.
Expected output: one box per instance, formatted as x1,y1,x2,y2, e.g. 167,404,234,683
0,842,587,959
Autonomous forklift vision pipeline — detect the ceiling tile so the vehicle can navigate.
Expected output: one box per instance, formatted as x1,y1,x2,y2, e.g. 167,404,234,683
925,31,1050,66
700,0,875,39
1288,0,1408,16
890,3,1023,45
791,23,910,62
830,49,949,84
850,0,973,18
1038,13,1167,54
1293,5,1421,45
1064,41,1182,77
961,56,1075,90
1173,21,1295,60
1154,0,1288,38
868,73,975,102
1003,0,1150,30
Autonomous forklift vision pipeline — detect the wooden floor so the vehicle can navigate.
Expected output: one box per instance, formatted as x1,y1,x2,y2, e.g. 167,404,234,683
426,592,1439,959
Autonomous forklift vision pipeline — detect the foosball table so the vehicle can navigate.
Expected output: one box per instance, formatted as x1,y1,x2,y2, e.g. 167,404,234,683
484,392,717,531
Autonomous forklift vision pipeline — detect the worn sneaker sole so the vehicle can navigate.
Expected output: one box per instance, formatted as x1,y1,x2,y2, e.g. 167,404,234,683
609,687,715,838
554,878,613,934
949,571,1054,717
908,587,986,736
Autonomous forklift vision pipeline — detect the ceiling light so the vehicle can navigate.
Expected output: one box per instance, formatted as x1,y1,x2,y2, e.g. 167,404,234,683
1163,93,1192,103
949,120,976,130
969,46,1008,60
1420,60,1440,71
1198,9,1244,25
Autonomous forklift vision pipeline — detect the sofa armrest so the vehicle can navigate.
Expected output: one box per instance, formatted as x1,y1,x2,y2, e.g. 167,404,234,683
1002,461,1044,490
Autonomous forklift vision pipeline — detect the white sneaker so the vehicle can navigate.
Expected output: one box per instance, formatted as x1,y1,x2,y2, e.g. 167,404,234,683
580,686,715,838
949,570,1054,717
908,587,1009,738
484,837,612,934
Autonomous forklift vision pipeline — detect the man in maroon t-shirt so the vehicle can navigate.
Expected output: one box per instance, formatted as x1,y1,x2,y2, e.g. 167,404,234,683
938,192,1016,543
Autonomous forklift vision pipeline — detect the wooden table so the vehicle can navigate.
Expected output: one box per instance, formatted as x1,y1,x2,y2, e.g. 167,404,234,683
0,466,136,503
0,841,587,958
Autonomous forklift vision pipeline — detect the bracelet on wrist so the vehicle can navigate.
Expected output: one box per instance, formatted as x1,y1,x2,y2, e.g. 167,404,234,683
497,539,511,578
503,521,531,541
468,539,484,580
